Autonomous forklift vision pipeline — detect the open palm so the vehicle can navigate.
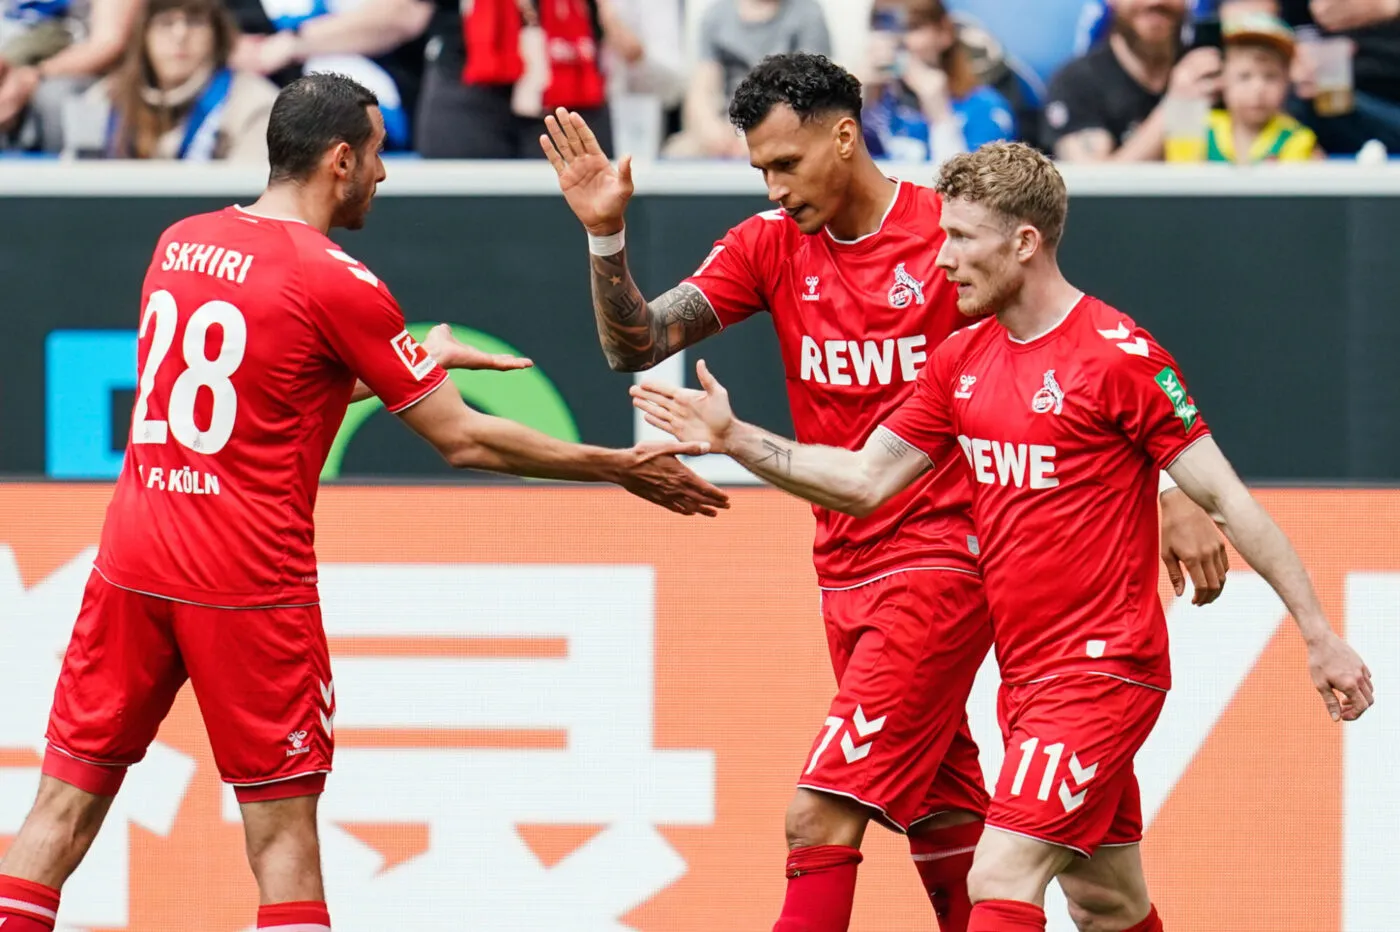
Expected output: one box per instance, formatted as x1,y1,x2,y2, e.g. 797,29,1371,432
540,107,634,235
630,360,736,453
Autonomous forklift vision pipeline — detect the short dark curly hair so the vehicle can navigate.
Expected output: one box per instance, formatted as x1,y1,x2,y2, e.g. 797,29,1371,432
728,53,864,133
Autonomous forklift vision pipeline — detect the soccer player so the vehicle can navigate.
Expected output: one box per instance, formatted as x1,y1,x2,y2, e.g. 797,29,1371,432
0,73,728,932
543,53,1227,932
631,141,1374,932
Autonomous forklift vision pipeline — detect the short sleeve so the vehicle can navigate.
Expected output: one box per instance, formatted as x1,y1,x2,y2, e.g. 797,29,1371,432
309,250,448,414
1041,60,1110,149
880,340,959,465
682,214,781,328
1100,333,1211,469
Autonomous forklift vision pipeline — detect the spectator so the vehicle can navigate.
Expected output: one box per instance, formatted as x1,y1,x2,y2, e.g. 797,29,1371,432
663,0,830,159
0,0,141,151
222,0,427,151
1224,0,1400,153
603,0,683,160
862,0,1017,163
72,0,277,160
1041,0,1223,161
416,0,616,158
1177,10,1320,161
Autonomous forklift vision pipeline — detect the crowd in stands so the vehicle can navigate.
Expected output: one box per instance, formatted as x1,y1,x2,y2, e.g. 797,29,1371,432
1,0,1397,163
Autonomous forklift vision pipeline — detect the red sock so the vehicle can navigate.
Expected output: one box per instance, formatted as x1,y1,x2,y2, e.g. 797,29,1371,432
772,844,863,932
0,875,61,930
911,819,983,932
967,898,1046,932
257,900,331,930
1125,905,1163,931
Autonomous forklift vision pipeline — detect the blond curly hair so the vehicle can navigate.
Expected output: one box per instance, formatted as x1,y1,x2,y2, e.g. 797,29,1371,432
935,142,1069,249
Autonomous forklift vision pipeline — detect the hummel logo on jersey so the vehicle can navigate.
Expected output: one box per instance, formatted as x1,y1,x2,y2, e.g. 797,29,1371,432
326,248,379,287
803,276,821,301
954,374,977,399
391,330,437,381
1097,323,1148,357
1031,370,1065,415
887,263,926,308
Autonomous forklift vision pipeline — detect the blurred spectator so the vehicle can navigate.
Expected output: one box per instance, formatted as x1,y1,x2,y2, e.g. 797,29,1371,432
0,0,140,151
416,0,617,158
862,0,1016,162
222,0,427,150
664,0,830,159
69,0,276,160
950,11,1046,145
1168,10,1320,160
1224,0,1400,153
1041,0,1223,161
603,0,683,160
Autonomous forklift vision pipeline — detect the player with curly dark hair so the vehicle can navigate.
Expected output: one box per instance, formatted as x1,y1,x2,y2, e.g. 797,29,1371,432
544,52,1227,932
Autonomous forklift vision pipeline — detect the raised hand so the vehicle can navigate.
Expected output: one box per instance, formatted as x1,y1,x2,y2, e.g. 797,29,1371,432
422,323,533,372
541,107,634,235
630,360,736,453
1309,633,1374,722
617,440,731,516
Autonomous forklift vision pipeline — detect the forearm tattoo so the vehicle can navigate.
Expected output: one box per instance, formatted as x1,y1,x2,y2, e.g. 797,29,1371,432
754,438,793,476
877,428,915,461
590,247,719,371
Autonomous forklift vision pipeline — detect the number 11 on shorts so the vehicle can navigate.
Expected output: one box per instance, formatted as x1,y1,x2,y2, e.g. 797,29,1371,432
1009,736,1065,801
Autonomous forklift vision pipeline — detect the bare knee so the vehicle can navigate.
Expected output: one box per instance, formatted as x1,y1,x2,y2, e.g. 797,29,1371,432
965,828,1070,906
241,795,324,903
1063,884,1148,932
784,789,869,851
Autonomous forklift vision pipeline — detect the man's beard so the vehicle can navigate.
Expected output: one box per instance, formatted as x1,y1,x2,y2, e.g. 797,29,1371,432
1112,7,1183,67
335,176,370,230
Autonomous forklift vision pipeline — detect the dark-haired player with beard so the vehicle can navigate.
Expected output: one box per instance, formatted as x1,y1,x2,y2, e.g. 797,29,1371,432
543,52,1225,932
0,72,727,932
1042,0,1222,162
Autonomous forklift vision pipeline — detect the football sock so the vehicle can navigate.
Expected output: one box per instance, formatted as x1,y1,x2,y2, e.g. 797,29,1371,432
967,898,1046,931
911,819,983,931
257,900,331,930
1125,905,1164,931
0,875,61,930
772,844,863,932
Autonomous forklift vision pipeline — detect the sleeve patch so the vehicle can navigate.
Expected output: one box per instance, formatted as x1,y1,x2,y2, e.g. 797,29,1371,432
1154,367,1199,430
391,330,437,380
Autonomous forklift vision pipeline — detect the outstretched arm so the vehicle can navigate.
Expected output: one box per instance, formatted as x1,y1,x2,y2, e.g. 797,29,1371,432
397,382,729,517
350,323,533,402
542,107,721,371
631,360,932,516
1167,437,1373,720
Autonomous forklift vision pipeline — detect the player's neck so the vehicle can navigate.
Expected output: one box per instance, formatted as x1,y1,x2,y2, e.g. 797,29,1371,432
824,167,899,242
996,269,1082,343
244,185,335,234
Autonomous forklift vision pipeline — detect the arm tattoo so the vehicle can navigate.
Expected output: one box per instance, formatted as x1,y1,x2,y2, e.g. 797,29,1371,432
877,429,915,460
754,438,793,476
590,247,720,371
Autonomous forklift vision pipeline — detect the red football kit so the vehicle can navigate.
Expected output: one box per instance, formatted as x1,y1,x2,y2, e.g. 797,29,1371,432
46,206,447,802
883,293,1211,854
685,181,992,829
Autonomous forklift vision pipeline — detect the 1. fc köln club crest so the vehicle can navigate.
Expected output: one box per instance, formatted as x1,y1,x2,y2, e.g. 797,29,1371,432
887,263,926,309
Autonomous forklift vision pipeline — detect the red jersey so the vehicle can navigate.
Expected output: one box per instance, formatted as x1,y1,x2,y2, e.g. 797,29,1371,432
686,181,978,587
882,295,1211,690
94,207,448,607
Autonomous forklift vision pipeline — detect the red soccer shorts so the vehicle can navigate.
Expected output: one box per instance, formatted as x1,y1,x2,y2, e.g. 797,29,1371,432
45,570,335,802
986,674,1167,856
799,568,993,831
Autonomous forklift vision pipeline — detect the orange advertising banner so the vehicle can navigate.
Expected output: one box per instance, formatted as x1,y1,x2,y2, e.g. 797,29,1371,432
0,485,1395,931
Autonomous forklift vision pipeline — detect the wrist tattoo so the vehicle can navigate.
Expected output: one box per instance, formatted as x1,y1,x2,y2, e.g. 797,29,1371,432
755,438,793,476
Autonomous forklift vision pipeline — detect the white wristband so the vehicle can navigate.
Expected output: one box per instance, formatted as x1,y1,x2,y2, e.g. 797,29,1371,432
1158,469,1178,494
588,226,625,256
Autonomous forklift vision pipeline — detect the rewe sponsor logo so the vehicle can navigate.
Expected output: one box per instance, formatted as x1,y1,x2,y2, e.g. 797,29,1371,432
958,436,1059,489
799,334,926,386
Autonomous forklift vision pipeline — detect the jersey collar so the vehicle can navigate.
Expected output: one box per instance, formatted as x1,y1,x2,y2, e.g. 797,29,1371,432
823,179,906,247
1006,291,1086,348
